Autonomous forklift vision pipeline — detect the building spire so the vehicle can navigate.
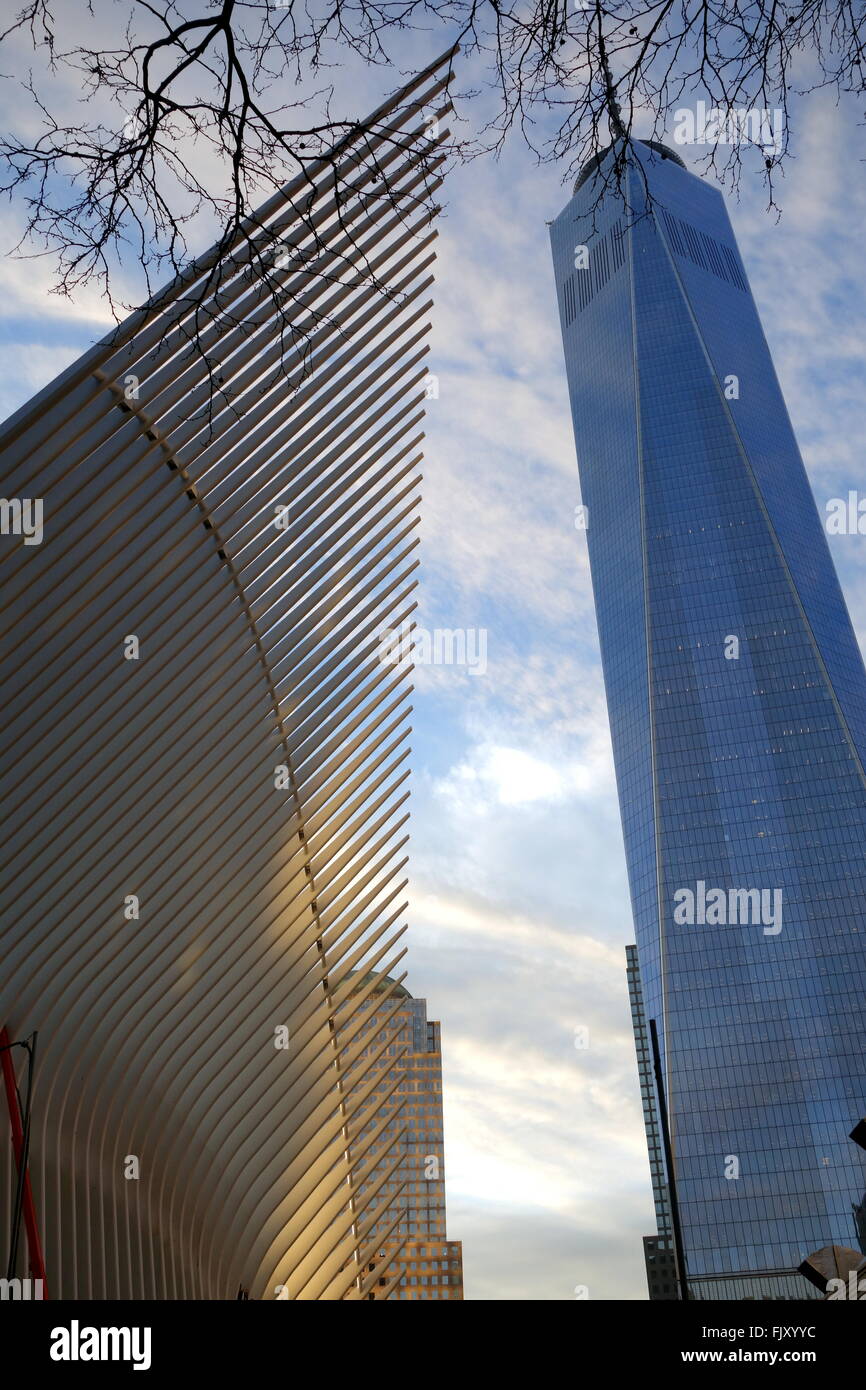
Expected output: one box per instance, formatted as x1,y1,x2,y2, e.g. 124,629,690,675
596,12,627,144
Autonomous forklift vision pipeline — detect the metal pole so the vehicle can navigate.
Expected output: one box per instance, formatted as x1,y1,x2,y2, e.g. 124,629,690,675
0,1028,47,1292
649,1017,689,1301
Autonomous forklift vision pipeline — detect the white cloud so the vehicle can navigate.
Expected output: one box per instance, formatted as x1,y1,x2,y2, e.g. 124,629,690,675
436,742,593,809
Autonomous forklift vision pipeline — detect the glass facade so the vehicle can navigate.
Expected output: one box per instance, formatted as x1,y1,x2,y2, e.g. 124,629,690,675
337,976,464,1299
550,142,866,1297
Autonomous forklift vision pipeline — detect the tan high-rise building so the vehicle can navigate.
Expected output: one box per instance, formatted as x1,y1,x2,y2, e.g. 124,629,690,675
340,976,464,1300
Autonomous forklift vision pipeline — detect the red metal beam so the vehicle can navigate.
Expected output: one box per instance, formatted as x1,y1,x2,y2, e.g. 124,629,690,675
0,1026,47,1294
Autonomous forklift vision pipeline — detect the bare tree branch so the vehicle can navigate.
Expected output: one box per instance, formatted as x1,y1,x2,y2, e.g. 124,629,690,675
0,0,861,398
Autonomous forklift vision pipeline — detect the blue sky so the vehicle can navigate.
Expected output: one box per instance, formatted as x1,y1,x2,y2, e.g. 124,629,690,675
1,14,865,1300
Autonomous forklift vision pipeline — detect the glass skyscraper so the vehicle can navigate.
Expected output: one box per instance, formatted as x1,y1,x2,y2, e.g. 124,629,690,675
550,140,866,1298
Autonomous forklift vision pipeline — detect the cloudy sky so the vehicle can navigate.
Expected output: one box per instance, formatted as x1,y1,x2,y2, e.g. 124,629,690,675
410,81,866,1300
1,9,865,1300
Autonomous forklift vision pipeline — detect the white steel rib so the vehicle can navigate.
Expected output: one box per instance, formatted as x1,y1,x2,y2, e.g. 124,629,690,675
0,45,456,1300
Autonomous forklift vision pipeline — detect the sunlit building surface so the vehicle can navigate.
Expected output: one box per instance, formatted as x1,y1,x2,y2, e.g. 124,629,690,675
340,976,464,1299
551,140,866,1298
